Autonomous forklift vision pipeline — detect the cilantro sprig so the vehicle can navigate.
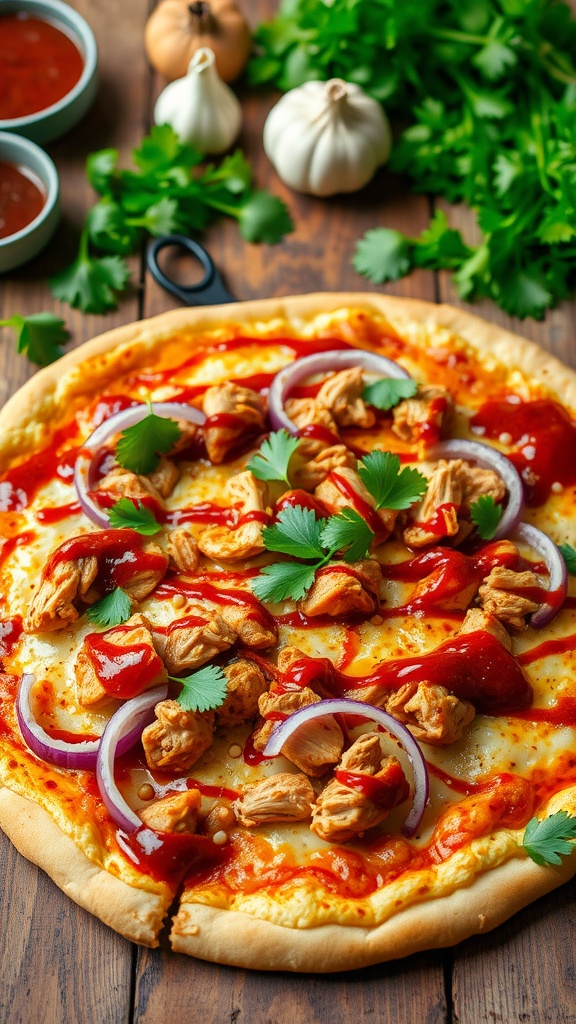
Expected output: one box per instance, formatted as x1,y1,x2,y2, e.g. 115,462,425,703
246,430,300,487
251,449,426,603
85,587,132,628
0,312,68,366
251,505,375,604
115,405,181,475
559,543,576,576
357,451,427,511
251,0,576,319
522,811,576,866
108,498,162,535
49,127,293,314
470,495,503,540
171,664,228,713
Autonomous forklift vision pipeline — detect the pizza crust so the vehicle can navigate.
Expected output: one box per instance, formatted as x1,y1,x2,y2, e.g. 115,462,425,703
1,293,576,969
1,294,575,464
0,787,170,947
170,849,576,972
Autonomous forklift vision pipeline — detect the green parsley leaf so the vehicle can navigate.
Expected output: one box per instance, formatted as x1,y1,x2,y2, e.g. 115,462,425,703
251,560,318,604
357,450,427,511
362,377,418,411
559,543,576,576
261,506,326,560
115,407,182,475
246,430,300,486
172,664,228,714
85,587,132,628
319,508,375,563
0,312,68,366
522,811,576,866
352,228,412,284
470,495,503,540
107,498,162,535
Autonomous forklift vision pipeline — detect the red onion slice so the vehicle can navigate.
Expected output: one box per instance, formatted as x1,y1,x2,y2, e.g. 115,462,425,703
17,674,164,772
74,402,206,528
96,685,168,832
17,673,101,770
429,438,524,538
268,350,412,434
263,697,429,838
515,522,568,628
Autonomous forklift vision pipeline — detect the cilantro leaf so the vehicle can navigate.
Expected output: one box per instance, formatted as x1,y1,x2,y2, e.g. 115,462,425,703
87,198,138,255
261,506,326,560
362,377,418,411
0,312,68,366
353,228,413,284
357,450,427,511
86,148,118,194
50,228,130,314
115,407,182,475
251,561,318,604
85,587,132,628
172,664,228,713
470,495,503,540
559,543,576,576
108,498,162,535
246,430,300,486
522,811,576,866
320,508,375,563
237,191,294,244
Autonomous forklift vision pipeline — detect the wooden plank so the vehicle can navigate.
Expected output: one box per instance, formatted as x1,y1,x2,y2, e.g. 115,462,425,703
0,829,133,1024
133,943,448,1024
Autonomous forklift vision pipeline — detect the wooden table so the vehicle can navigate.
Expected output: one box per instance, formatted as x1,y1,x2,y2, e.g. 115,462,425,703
2,2,576,1021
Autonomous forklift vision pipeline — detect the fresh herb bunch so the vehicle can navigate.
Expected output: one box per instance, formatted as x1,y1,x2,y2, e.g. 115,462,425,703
50,124,294,314
251,0,576,319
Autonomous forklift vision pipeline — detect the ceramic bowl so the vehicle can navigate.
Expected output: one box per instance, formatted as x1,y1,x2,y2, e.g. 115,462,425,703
0,0,98,143
0,132,60,272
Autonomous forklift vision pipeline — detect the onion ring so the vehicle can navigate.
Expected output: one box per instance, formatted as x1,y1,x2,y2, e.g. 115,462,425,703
429,438,524,538
515,522,568,628
263,697,429,838
74,402,206,529
17,674,166,772
96,685,168,832
268,350,412,434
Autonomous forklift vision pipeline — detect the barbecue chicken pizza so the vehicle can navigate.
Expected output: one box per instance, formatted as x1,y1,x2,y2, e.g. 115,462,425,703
0,294,575,972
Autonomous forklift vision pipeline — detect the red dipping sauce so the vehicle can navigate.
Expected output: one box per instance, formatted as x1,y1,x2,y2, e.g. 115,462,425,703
0,13,84,119
0,161,46,238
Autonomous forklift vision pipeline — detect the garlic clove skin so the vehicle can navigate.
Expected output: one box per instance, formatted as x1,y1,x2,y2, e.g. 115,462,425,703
263,79,392,197
154,46,242,155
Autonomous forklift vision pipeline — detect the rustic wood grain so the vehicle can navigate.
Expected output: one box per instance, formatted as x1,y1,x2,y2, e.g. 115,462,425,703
133,943,448,1024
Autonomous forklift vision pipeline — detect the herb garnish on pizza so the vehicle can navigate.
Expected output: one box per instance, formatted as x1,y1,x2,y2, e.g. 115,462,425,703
0,294,575,972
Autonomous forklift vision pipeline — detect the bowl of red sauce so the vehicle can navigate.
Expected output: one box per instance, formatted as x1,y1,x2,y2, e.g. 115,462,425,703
0,0,98,143
0,131,59,271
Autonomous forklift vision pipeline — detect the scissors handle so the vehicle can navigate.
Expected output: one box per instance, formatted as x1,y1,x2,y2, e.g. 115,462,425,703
146,235,236,306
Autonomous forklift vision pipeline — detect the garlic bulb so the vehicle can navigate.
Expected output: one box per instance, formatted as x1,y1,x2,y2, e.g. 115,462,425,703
153,47,242,154
263,79,391,197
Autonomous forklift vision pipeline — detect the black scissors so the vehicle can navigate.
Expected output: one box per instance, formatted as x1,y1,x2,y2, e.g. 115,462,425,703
146,235,236,306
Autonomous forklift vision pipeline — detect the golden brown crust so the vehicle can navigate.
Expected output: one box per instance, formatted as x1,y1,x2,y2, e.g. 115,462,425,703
0,787,169,946
1,294,575,463
170,850,576,972
1,293,576,969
